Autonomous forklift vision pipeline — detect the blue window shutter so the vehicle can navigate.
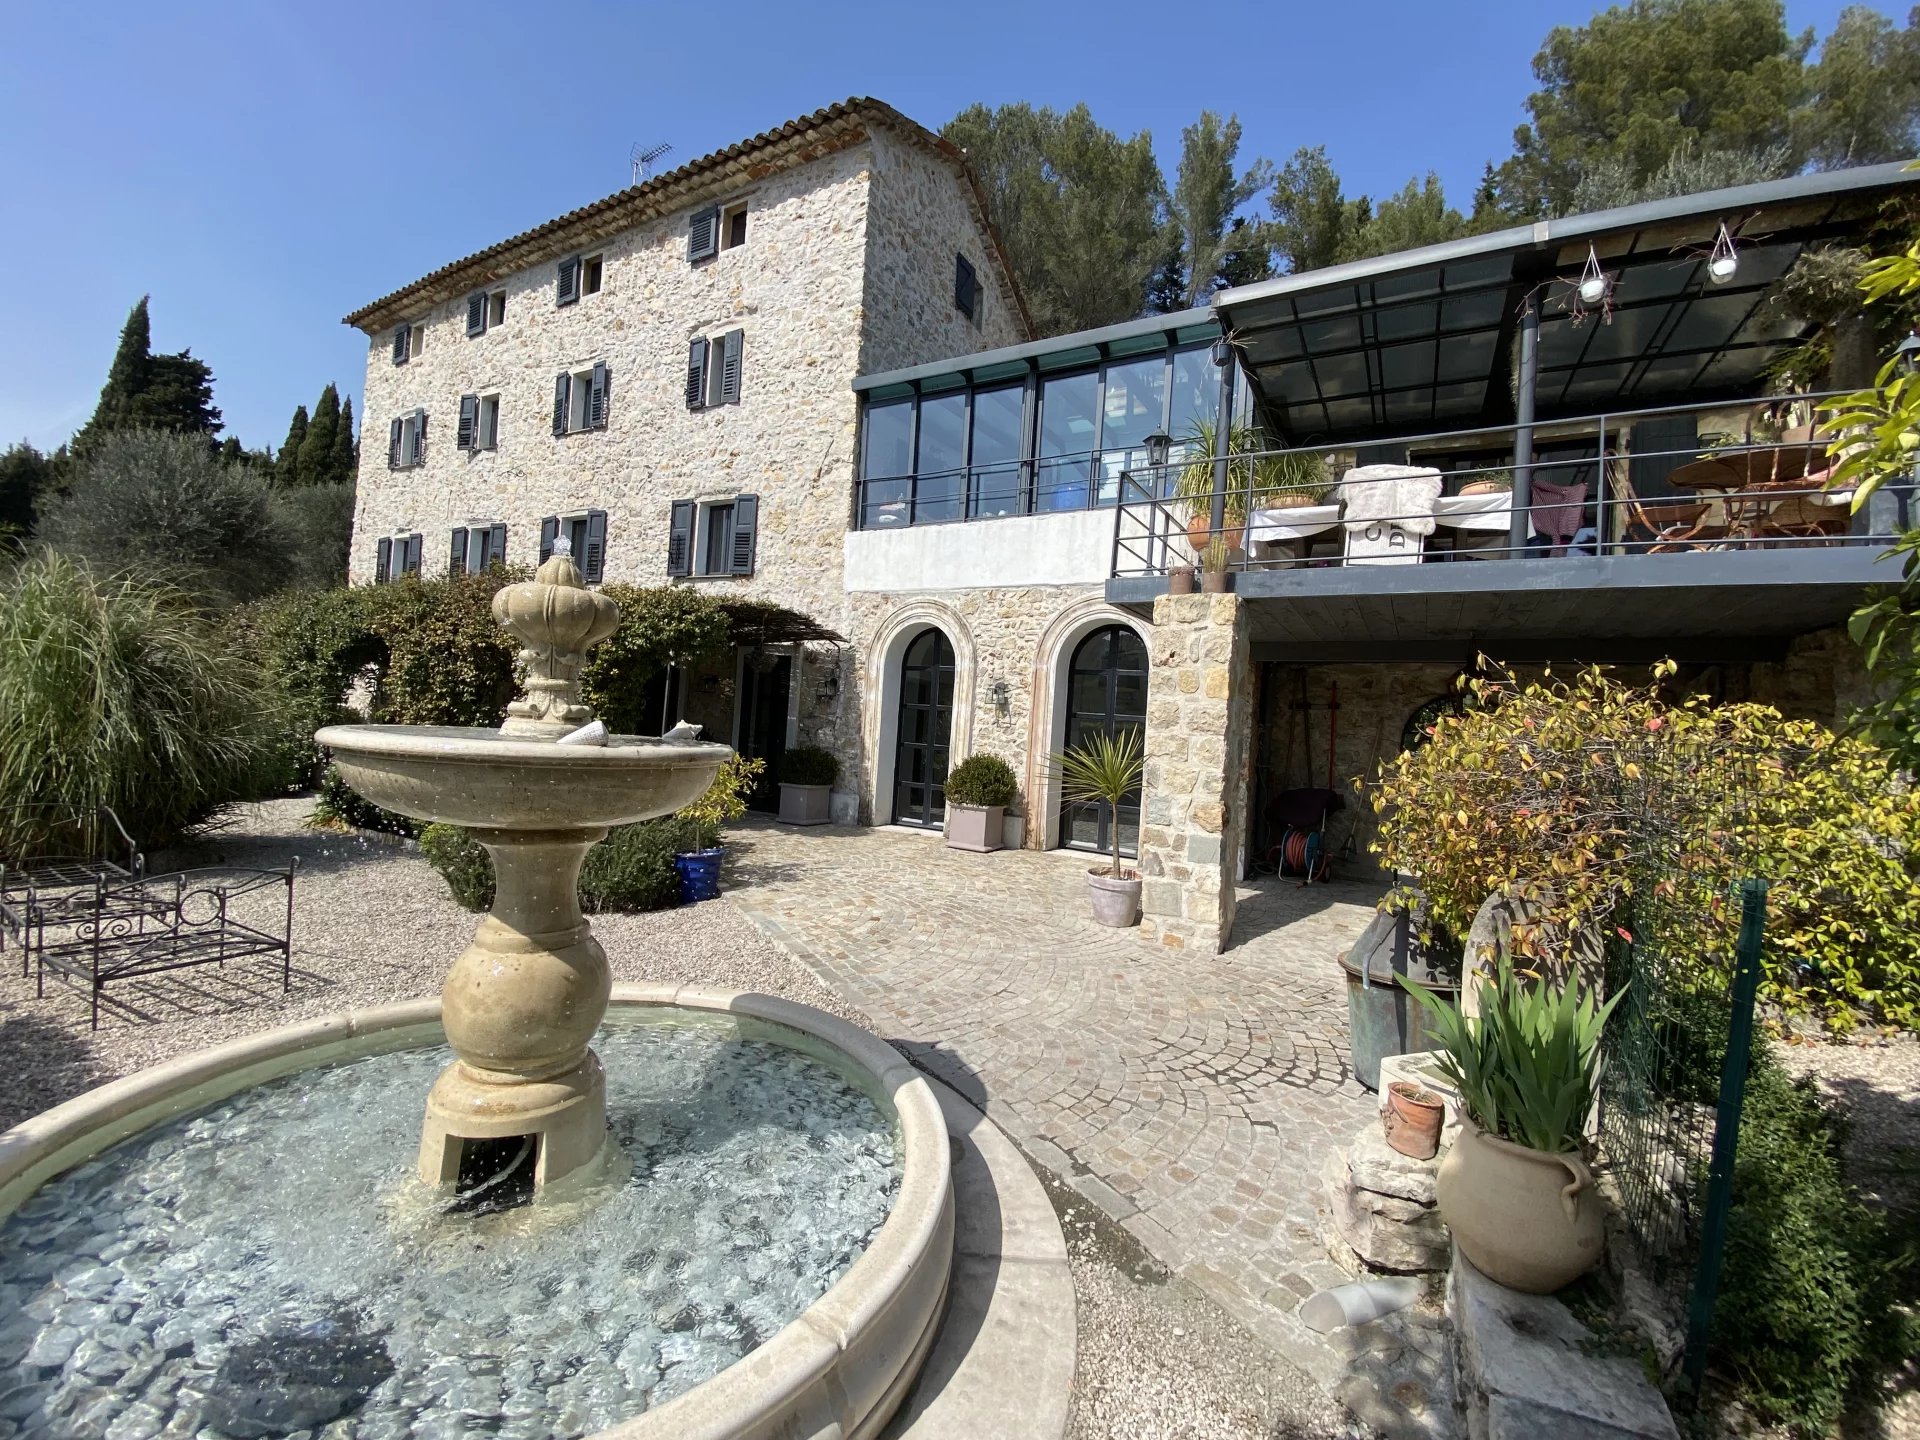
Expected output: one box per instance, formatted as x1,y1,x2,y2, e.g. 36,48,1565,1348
589,363,610,430
539,516,558,564
392,324,410,365
667,500,694,577
456,394,477,452
387,418,402,469
375,536,392,583
411,409,427,466
688,206,719,263
488,523,507,568
685,338,709,410
583,509,608,583
450,527,469,577
719,330,744,404
466,292,487,336
557,254,581,307
552,374,571,436
729,493,759,576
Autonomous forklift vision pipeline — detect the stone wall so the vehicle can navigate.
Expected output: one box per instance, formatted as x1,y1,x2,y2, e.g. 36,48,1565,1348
1138,594,1253,953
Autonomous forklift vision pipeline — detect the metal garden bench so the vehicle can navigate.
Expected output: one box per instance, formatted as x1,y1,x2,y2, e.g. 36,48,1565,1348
1,805,145,971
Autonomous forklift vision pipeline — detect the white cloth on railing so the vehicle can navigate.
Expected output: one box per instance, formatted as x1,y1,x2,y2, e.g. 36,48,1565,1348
1338,464,1443,565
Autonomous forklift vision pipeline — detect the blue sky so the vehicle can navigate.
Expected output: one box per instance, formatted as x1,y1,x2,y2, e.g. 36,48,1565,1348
0,0,1867,454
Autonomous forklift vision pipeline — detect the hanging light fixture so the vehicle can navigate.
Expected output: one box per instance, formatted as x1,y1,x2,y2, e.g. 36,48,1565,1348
1577,244,1611,307
1707,222,1739,284
1144,430,1173,470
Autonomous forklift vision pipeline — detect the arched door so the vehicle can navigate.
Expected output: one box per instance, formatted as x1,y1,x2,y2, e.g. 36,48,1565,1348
1060,625,1148,857
892,629,955,827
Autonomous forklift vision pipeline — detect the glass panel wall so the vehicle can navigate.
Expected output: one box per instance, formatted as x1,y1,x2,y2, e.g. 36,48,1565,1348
856,341,1225,528
969,385,1026,518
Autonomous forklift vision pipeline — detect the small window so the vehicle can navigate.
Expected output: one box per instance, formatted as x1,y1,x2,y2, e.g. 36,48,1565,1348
409,324,425,359
721,203,748,251
388,410,426,470
581,255,604,295
554,364,610,435
392,322,424,365
467,289,507,336
702,503,735,576
476,394,500,451
455,521,507,574
954,253,979,324
694,329,744,409
385,531,422,580
541,509,608,583
487,290,506,328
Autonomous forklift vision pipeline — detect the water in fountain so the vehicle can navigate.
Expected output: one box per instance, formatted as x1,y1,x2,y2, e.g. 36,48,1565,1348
0,1010,899,1440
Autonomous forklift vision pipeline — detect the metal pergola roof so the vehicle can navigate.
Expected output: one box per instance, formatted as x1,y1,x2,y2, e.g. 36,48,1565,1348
1213,162,1920,444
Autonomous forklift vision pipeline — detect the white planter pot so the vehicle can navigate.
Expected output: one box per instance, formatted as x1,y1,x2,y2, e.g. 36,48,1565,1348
777,783,832,826
1086,868,1142,927
945,804,1004,853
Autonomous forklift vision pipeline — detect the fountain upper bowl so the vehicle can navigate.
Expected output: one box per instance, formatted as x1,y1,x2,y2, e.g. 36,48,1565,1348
315,724,733,830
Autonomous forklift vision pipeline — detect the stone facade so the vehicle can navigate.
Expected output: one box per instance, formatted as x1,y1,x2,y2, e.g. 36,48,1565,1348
1137,594,1255,952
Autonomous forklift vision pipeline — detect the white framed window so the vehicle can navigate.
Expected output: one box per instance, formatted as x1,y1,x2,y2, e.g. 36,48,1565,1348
391,322,426,364
477,394,500,451
539,509,608,583
409,325,425,359
451,521,507,575
387,409,426,469
582,254,604,295
721,202,748,251
667,494,759,578
552,364,610,435
487,290,506,327
376,531,422,582
466,288,507,336
685,329,744,410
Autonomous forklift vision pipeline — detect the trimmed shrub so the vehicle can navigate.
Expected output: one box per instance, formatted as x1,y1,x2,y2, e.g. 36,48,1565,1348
366,569,521,728
781,745,839,787
0,551,281,854
419,817,686,914
1707,1051,1919,1434
236,584,383,790
944,753,1019,809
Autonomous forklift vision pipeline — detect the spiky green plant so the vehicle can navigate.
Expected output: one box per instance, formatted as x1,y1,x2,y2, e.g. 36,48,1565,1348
1403,959,1624,1153
1056,728,1144,879
1174,419,1329,522
0,550,282,856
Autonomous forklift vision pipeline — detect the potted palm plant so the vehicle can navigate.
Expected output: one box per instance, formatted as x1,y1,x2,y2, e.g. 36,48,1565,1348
1404,958,1624,1294
1057,729,1145,926
1175,420,1331,553
943,753,1019,852
777,745,837,826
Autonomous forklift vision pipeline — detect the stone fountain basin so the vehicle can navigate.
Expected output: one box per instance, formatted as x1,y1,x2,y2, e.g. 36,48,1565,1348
0,987,954,1440
315,725,734,831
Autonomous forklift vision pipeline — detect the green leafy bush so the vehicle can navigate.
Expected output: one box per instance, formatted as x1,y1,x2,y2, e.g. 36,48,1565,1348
1707,1051,1919,1434
676,754,764,850
781,745,839,787
581,584,732,734
944,753,1019,809
366,569,520,728
236,585,384,790
312,764,418,838
0,551,282,854
419,817,687,914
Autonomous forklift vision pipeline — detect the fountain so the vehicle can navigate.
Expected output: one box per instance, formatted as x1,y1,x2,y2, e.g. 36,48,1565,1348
0,545,958,1439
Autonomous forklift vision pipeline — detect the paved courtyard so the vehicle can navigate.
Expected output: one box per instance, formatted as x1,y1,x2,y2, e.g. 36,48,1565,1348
723,820,1453,1435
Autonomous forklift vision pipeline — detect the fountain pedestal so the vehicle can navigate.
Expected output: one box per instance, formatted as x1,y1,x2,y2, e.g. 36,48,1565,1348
418,827,613,1187
316,542,731,1195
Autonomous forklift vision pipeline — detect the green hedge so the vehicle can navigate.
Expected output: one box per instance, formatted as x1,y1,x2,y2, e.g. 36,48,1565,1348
781,745,839,787
944,753,1020,809
419,818,690,913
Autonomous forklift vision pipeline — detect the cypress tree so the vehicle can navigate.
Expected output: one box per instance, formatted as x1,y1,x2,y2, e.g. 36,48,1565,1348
295,385,340,489
136,350,222,437
72,297,154,454
330,395,358,485
278,406,308,487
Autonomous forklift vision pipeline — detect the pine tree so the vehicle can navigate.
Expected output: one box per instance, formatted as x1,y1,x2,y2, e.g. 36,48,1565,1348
294,385,340,489
136,350,222,437
72,298,155,454
330,395,357,486
277,406,308,487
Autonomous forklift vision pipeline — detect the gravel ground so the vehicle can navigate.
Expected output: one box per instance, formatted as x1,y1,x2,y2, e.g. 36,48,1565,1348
1,797,1361,1440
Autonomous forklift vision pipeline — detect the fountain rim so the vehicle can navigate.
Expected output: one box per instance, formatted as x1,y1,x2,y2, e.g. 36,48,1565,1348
315,723,737,767
0,985,954,1440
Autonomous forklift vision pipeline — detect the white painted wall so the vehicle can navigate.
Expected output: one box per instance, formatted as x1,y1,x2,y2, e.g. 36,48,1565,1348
843,509,1115,592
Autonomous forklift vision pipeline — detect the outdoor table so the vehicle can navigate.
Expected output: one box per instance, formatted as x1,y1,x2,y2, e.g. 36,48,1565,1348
1246,503,1342,568
1667,460,1852,542
1431,490,1514,559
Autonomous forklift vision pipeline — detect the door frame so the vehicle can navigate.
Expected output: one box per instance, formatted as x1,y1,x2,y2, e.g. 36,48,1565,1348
1027,601,1152,852
1056,622,1149,858
864,603,976,827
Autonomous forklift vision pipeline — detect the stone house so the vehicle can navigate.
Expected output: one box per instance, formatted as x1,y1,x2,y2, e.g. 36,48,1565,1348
344,98,1027,801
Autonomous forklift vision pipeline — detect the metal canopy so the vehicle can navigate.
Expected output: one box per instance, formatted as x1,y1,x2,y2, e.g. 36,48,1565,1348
1213,163,1920,445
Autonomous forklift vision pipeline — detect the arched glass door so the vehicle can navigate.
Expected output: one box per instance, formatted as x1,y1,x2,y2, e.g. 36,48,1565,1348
1060,625,1147,856
892,629,955,827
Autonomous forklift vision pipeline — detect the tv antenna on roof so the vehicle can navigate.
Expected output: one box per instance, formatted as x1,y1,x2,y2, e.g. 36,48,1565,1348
631,142,672,186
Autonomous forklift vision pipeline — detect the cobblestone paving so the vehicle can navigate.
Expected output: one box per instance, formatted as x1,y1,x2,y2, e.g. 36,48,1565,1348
724,821,1456,1438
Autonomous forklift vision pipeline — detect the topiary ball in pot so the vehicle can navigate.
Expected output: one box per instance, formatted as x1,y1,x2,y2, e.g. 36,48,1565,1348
943,753,1019,853
778,745,838,827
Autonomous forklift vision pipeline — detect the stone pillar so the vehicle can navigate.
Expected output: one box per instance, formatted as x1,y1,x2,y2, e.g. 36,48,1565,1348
1138,593,1253,953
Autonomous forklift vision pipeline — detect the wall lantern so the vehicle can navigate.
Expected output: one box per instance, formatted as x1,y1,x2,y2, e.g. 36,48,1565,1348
1707,222,1739,285
1896,331,1920,374
990,680,1010,719
1144,431,1173,470
1211,337,1233,367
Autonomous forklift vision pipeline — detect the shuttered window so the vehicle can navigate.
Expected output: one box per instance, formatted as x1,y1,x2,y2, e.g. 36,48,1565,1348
375,536,392,584
453,523,508,574
685,337,709,410
379,532,422,581
555,366,610,433
954,253,978,322
392,323,410,366
673,493,760,578
718,329,744,405
408,409,427,467
389,412,427,469
556,255,581,308
456,395,478,452
688,206,720,263
667,500,695,577
449,527,468,577
537,512,606,582
467,290,506,336
688,332,743,409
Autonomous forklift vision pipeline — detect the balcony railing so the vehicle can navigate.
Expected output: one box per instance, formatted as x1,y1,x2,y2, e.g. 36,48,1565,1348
856,444,1194,529
1109,392,1903,580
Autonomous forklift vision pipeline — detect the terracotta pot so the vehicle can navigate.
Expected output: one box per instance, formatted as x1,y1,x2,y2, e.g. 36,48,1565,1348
1087,868,1141,927
1262,491,1323,510
1435,1117,1604,1293
1185,516,1245,553
1200,569,1230,594
1383,1081,1445,1160
1459,480,1511,498
1167,567,1196,595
